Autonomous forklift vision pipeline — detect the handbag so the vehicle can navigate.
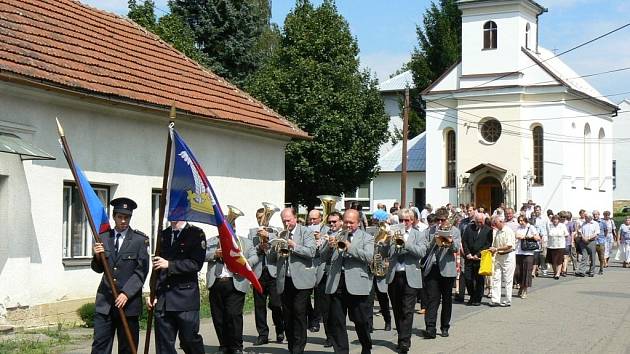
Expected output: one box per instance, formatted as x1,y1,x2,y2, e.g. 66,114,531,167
521,226,539,251
478,249,493,276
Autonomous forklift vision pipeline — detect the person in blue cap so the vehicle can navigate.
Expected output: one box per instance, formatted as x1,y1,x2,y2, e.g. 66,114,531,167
91,197,150,354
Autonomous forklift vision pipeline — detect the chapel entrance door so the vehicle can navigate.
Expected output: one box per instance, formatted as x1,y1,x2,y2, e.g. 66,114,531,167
475,176,503,212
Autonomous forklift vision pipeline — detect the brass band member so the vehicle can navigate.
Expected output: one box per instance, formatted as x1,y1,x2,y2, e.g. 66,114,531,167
384,208,427,353
321,209,374,354
423,207,460,339
250,208,284,345
306,209,323,333
318,211,343,347
269,208,316,354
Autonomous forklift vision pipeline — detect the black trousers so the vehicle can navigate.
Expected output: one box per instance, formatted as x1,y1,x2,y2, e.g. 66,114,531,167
281,276,310,354
314,273,332,339
457,256,466,298
464,260,484,303
155,309,204,354
329,274,372,354
417,286,428,309
91,310,139,354
209,279,245,353
253,268,284,338
424,265,455,334
387,272,416,350
367,277,391,329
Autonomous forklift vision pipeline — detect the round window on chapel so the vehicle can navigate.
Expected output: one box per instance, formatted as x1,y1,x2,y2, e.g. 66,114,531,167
479,118,502,143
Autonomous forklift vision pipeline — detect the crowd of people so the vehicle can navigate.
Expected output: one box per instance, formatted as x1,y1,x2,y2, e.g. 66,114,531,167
88,196,630,354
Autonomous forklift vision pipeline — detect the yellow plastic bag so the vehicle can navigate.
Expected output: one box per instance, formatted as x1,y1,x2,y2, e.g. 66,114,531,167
478,249,493,276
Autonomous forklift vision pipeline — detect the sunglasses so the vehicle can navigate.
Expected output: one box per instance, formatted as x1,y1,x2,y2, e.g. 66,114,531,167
328,220,340,224
400,218,411,222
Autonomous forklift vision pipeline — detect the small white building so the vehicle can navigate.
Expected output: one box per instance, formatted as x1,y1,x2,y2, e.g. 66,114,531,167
613,100,630,208
422,0,618,214
0,0,306,326
371,132,427,211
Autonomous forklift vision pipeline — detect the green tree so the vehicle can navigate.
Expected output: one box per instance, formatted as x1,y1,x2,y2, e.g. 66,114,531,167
127,1,209,65
247,0,389,208
169,0,274,87
407,0,461,136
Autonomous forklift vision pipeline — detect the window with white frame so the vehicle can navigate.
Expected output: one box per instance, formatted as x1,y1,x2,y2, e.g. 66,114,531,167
62,182,110,258
344,183,370,209
151,189,162,254
483,21,498,49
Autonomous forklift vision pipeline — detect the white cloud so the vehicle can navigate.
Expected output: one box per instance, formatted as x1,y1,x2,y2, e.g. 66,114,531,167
359,51,412,83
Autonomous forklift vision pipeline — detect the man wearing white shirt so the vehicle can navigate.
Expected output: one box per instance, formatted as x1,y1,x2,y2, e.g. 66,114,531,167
576,213,599,277
489,216,516,307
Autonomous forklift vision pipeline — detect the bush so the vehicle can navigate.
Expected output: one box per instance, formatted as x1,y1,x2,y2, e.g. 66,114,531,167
77,302,96,328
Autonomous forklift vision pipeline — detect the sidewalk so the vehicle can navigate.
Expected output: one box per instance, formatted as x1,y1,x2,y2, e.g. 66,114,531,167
64,263,630,353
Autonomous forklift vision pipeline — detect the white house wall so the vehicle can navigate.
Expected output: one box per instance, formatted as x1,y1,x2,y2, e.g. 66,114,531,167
0,82,288,309
372,172,425,211
614,101,630,202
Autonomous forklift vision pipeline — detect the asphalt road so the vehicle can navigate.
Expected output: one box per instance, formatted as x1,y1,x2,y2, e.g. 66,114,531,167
65,261,630,354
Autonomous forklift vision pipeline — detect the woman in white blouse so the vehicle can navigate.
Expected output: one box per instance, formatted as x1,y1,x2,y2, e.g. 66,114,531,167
547,214,568,279
514,216,540,299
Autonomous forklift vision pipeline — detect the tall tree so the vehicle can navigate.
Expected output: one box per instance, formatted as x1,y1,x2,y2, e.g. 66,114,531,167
127,1,209,65
407,0,461,136
169,0,275,87
247,0,389,208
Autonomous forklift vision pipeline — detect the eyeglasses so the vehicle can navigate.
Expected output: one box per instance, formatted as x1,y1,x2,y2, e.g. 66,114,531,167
328,220,340,224
400,218,411,222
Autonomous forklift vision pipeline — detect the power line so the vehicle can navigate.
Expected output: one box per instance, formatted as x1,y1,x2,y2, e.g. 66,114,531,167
432,89,629,105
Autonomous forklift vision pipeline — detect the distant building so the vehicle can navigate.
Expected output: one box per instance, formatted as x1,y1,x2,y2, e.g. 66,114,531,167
422,0,617,213
613,100,630,209
0,0,306,326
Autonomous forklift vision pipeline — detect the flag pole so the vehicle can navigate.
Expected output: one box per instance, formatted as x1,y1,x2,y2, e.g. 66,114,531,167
56,118,137,354
144,102,177,354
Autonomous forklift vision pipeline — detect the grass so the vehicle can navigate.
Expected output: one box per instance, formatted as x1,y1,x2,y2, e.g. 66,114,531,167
0,329,71,354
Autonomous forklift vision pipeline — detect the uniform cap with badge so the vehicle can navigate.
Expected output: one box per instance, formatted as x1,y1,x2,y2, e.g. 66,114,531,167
110,197,138,216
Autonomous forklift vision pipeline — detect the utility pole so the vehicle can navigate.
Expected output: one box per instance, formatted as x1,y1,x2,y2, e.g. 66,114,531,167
401,87,409,206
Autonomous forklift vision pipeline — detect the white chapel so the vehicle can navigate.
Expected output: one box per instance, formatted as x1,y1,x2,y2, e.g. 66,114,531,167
422,0,618,213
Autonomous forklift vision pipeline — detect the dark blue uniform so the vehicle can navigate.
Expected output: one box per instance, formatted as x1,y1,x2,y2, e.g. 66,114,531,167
91,228,150,354
154,223,206,354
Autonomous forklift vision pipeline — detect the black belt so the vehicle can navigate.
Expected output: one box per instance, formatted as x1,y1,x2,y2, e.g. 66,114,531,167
217,277,233,282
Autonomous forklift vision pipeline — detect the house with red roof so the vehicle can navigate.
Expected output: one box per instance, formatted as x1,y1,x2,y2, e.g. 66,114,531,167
0,0,307,326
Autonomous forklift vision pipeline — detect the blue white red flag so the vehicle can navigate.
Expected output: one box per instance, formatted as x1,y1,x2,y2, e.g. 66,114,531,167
59,144,111,234
165,128,263,294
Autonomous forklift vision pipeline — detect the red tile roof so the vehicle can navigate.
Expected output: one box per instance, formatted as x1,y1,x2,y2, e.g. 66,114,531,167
0,0,309,139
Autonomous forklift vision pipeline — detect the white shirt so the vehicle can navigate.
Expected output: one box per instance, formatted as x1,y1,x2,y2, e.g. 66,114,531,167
113,227,129,252
548,223,568,249
217,236,234,278
395,230,410,272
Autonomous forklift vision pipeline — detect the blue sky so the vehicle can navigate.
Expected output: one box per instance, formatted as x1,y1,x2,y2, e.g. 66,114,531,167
83,0,629,103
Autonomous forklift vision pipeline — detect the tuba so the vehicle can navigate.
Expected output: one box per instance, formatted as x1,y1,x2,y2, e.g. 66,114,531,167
226,205,244,228
271,224,291,257
370,222,390,277
258,202,280,244
317,195,340,241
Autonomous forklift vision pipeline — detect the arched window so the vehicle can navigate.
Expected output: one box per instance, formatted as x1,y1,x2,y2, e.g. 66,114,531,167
525,23,531,49
446,130,456,187
584,124,591,187
532,125,543,185
483,21,498,49
599,128,605,186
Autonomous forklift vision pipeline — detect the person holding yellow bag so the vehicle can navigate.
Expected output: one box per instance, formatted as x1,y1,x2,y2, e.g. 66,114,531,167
488,216,516,307
462,213,493,306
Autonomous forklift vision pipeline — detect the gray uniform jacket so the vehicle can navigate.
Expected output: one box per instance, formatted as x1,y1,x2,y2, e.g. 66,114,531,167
384,227,427,289
315,225,332,285
206,236,260,293
373,242,389,293
321,228,374,296
425,226,461,278
269,224,317,294
91,228,150,316
248,227,279,278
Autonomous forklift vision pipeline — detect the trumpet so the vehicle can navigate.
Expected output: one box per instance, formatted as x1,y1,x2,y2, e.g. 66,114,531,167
271,224,291,257
436,221,454,248
392,225,405,249
335,226,350,251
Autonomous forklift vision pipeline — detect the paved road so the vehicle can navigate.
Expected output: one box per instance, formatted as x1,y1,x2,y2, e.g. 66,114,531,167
65,263,630,353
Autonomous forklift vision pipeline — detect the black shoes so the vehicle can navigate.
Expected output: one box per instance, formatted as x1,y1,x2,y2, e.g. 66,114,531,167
440,329,450,337
323,338,333,348
472,302,481,306
423,329,437,339
254,337,268,345
276,333,284,343
308,325,320,333
385,322,392,331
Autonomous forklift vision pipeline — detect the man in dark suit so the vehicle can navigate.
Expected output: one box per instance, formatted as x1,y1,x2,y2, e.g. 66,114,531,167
462,212,493,306
384,209,427,353
423,208,461,339
269,208,316,354
321,209,374,354
249,208,284,345
149,221,206,354
91,197,149,354
207,227,259,354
